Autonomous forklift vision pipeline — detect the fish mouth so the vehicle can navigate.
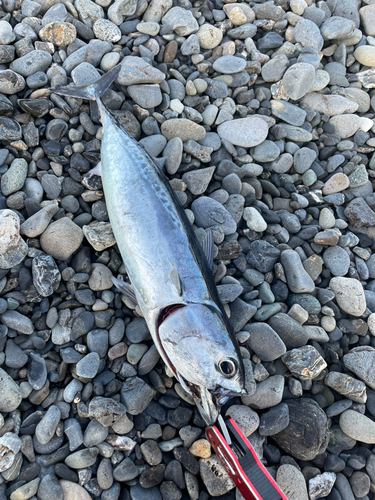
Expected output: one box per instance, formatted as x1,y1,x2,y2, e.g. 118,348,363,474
183,380,246,426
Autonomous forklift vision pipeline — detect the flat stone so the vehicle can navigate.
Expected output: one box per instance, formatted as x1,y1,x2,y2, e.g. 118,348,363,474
75,0,104,27
330,114,372,139
302,93,358,116
27,352,47,390
1,158,27,196
21,204,59,238
217,117,268,148
10,478,40,500
339,410,375,444
259,403,290,436
282,346,327,380
343,346,375,390
241,375,284,409
182,167,215,196
1,310,33,335
63,40,112,75
161,119,205,142
322,173,350,195
10,50,52,77
324,371,367,403
245,323,286,362
213,55,247,74
329,277,366,317
262,55,289,83
35,405,61,445
128,84,162,109
294,18,323,51
191,196,236,235
65,447,99,468
323,246,350,277
268,313,309,349
320,16,356,40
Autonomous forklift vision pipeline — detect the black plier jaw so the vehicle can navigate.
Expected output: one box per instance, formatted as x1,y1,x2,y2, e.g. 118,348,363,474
205,417,288,500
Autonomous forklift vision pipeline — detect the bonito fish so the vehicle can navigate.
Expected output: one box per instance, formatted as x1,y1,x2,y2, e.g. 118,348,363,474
52,65,246,425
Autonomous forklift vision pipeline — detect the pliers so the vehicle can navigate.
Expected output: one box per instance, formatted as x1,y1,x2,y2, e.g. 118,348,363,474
206,416,288,500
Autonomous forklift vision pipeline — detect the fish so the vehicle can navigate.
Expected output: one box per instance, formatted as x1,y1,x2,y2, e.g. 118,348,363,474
51,65,246,425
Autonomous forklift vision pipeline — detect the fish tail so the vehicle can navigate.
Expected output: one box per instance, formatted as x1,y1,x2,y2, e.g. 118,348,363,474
49,65,121,102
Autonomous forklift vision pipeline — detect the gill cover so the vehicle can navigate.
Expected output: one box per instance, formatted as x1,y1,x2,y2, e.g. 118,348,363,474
158,303,244,394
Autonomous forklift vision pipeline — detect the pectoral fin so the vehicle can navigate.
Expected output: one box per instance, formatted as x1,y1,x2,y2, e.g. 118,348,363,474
202,229,214,270
167,265,182,296
112,277,138,304
91,161,102,176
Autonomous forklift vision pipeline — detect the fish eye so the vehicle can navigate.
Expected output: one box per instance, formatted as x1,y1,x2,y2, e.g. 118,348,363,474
218,358,237,378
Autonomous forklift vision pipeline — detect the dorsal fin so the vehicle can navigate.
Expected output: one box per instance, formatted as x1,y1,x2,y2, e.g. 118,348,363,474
202,229,214,270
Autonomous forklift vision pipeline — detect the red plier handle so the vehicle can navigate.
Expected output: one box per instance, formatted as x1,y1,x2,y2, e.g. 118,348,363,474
206,417,287,500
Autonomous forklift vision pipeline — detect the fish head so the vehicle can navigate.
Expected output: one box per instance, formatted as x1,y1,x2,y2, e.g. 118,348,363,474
157,303,245,425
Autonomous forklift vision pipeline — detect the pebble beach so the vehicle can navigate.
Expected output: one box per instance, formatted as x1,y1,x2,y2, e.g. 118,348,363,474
0,0,375,499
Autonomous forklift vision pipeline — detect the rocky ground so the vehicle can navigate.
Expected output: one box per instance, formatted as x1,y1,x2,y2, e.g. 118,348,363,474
0,0,375,499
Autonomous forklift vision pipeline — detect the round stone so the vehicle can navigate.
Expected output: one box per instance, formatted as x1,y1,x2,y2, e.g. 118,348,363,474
161,119,206,142
225,405,259,436
40,217,83,261
212,55,247,74
282,63,316,100
196,24,223,49
217,117,268,148
93,19,121,42
339,410,375,444
39,21,76,46
354,45,375,67
329,277,366,317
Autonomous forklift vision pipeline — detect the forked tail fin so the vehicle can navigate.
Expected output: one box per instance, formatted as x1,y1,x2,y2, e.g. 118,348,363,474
49,64,122,101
